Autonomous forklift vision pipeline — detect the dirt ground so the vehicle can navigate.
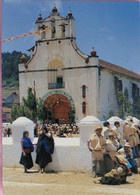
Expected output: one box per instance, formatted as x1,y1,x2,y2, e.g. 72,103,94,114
3,167,140,195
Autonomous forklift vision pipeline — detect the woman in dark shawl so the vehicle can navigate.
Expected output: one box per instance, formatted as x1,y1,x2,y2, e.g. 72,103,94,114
19,131,34,173
36,126,54,173
94,155,128,185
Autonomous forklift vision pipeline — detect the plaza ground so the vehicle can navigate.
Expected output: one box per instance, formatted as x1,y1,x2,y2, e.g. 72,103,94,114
3,167,140,195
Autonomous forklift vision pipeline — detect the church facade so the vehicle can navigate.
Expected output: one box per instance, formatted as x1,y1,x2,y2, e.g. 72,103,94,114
18,7,140,123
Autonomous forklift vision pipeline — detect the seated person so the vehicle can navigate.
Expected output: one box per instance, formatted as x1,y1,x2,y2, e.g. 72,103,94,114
94,155,128,185
118,142,138,174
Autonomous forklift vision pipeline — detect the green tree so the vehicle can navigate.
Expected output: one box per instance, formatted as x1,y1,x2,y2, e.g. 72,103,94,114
108,110,114,118
22,88,37,121
37,98,48,123
116,89,132,119
10,104,18,121
2,51,29,87
68,109,75,124
11,88,49,122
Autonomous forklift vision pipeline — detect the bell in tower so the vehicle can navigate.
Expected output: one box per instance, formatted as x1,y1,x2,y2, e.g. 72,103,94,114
35,7,76,42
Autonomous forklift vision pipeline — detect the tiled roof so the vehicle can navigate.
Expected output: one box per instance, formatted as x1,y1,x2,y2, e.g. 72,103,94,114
99,59,140,80
2,108,11,113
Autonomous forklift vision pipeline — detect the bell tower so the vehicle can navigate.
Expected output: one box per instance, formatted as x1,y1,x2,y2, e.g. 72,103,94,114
35,6,76,42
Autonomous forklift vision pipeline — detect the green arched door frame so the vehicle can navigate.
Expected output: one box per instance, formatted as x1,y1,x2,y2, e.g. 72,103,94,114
42,90,75,110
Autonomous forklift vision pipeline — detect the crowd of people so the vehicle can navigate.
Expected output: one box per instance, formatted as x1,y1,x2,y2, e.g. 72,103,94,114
88,116,140,185
19,115,140,185
34,123,79,138
3,124,12,137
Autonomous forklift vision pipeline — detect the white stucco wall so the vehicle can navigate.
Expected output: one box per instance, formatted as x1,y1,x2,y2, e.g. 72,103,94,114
2,116,102,173
19,38,99,122
99,70,140,120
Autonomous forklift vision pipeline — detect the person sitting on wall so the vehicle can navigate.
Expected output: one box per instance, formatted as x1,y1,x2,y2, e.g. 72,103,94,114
36,126,54,173
123,118,137,158
102,122,111,138
19,131,34,173
94,155,128,185
103,132,119,173
87,126,106,178
118,142,138,174
112,121,124,146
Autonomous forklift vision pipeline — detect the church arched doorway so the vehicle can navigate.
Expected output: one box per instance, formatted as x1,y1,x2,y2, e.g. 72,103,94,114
42,90,75,124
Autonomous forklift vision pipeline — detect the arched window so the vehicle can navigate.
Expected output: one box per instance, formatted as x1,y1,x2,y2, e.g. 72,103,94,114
82,102,86,114
41,25,46,39
82,85,86,98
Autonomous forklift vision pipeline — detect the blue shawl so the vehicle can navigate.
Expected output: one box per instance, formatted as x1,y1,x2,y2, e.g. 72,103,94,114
21,137,34,152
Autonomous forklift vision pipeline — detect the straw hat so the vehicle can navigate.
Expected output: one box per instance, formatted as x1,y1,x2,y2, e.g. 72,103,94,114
115,155,127,166
94,126,103,132
108,132,115,137
124,118,131,124
133,121,140,126
124,116,133,124
124,142,130,148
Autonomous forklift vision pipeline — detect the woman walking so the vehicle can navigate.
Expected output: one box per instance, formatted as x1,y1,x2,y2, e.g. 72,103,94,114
19,131,34,173
36,126,54,173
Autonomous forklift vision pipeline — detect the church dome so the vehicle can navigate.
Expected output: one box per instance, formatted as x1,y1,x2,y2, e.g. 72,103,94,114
20,54,27,63
38,13,42,21
90,47,97,57
52,6,58,13
68,10,72,17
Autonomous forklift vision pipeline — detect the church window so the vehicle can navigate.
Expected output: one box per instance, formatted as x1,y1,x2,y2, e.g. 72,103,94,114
82,85,86,98
62,23,65,38
82,101,86,114
51,18,56,38
56,77,64,88
41,25,46,39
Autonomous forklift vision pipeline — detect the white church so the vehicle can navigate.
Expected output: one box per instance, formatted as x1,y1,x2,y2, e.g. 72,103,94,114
18,6,140,123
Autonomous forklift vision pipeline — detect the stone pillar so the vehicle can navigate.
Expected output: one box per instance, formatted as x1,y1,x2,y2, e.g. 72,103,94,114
12,117,35,143
79,116,103,173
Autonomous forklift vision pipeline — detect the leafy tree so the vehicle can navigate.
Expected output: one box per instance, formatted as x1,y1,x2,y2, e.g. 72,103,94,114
37,98,48,123
108,110,114,118
22,88,37,121
2,51,29,87
11,104,18,121
116,89,132,119
68,110,75,124
11,88,49,122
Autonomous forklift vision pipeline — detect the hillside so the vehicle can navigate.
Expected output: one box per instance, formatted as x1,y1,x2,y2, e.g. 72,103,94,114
2,51,29,99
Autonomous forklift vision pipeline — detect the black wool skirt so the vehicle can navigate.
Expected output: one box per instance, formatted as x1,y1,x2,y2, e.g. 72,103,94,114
19,153,33,169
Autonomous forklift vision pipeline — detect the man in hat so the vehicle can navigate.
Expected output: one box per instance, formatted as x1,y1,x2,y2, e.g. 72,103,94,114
102,122,111,138
118,142,138,174
112,121,124,146
87,126,106,177
131,122,140,157
123,118,137,158
103,132,119,173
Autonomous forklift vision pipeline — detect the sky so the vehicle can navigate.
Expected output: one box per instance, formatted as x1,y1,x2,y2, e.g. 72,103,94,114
2,0,140,73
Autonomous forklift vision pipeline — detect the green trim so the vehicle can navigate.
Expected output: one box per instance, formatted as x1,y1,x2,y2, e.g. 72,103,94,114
42,90,75,110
